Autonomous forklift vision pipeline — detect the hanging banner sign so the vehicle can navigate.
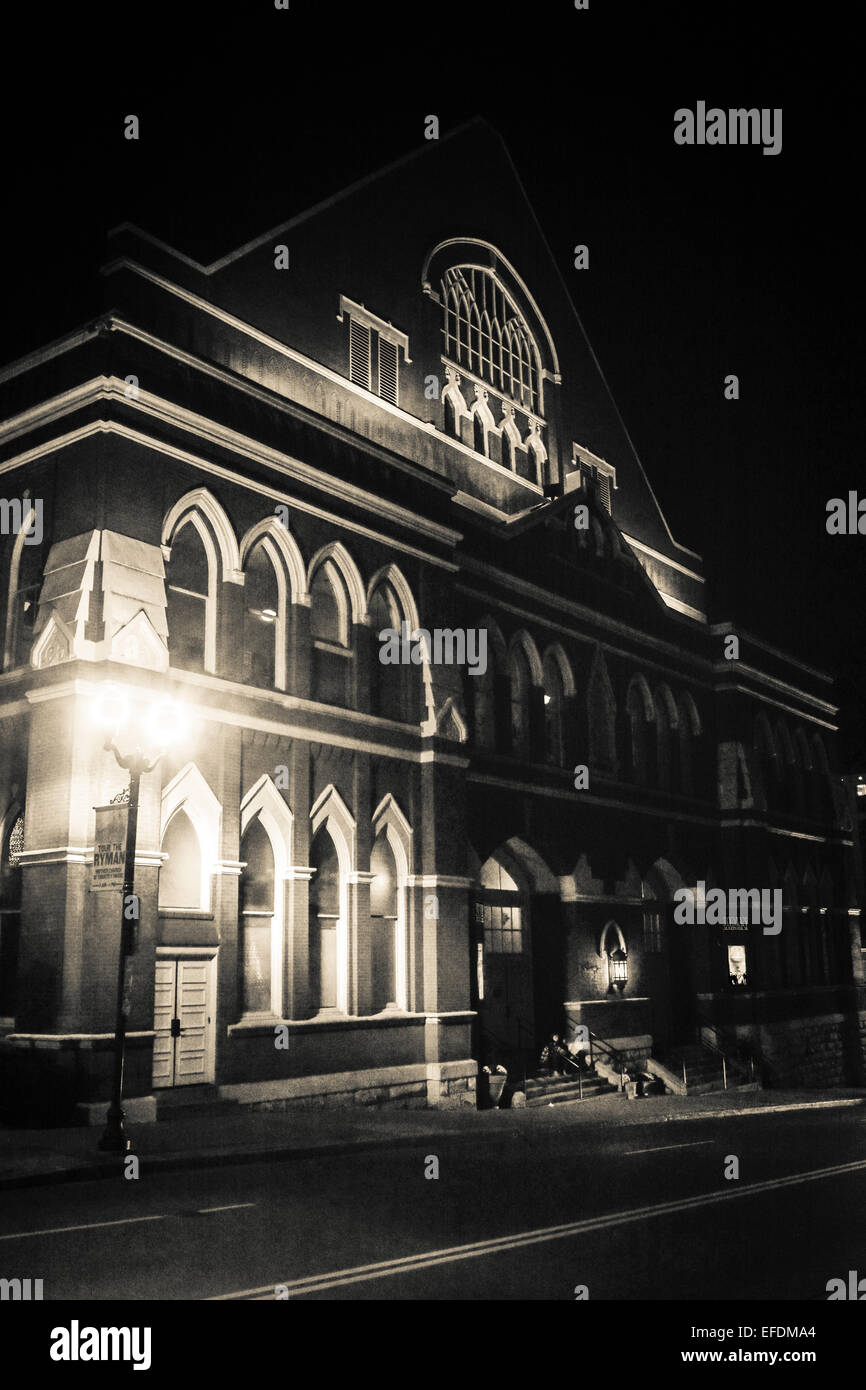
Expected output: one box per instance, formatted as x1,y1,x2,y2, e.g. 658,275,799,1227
91,802,128,892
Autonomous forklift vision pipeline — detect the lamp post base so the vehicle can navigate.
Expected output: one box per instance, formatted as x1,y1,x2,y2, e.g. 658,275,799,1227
98,1107,134,1154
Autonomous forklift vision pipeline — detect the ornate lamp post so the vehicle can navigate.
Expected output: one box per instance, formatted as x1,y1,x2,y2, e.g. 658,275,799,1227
90,686,187,1154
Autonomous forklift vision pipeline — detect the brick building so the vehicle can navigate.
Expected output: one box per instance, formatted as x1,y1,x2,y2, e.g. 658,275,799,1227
0,121,863,1124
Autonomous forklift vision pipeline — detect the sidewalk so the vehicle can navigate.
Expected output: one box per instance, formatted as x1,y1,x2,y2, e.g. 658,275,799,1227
1,1087,864,1191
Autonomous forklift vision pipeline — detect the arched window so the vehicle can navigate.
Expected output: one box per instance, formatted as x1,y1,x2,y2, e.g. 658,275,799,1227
542,650,567,766
369,581,407,722
4,510,45,670
627,679,654,787
641,880,664,953
309,828,341,1012
472,410,487,457
655,686,677,792
811,733,833,821
588,650,617,775
440,266,541,415
166,521,212,673
310,560,352,707
472,663,496,749
794,727,815,816
0,810,23,1020
158,810,202,911
509,644,533,759
370,832,398,1013
239,817,275,1016
678,693,701,797
243,542,281,689
754,714,779,812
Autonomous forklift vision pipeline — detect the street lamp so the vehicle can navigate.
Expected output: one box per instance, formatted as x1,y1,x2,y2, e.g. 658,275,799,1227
90,685,188,1154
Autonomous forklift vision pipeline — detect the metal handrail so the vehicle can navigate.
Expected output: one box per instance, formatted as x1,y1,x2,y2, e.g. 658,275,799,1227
587,1028,627,1091
697,1024,757,1085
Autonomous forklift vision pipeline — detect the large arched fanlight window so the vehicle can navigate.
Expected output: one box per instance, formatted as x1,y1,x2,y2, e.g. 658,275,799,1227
441,268,541,414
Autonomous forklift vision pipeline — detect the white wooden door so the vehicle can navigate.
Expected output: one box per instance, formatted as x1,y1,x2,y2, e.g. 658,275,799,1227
152,956,213,1087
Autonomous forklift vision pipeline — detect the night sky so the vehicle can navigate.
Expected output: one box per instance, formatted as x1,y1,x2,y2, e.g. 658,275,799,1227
2,4,863,755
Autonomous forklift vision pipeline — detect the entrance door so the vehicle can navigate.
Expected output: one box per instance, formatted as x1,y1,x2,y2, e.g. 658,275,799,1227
152,955,214,1087
471,892,534,1074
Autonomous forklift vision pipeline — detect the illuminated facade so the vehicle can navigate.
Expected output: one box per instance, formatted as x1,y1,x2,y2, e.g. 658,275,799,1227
0,122,863,1123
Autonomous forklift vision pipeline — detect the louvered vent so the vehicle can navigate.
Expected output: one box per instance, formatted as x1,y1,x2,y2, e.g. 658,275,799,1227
378,338,398,405
349,319,371,389
597,472,612,514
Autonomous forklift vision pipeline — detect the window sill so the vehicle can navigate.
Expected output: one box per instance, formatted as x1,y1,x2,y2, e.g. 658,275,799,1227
158,909,215,919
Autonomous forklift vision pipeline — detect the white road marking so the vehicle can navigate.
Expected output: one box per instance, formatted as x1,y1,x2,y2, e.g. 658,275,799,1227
209,1156,866,1299
197,1203,256,1213
0,1214,166,1242
625,1140,715,1155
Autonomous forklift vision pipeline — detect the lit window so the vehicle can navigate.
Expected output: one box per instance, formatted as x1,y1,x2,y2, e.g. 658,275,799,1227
441,267,540,414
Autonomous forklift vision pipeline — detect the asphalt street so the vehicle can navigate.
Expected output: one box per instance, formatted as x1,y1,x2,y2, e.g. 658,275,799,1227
0,1105,863,1301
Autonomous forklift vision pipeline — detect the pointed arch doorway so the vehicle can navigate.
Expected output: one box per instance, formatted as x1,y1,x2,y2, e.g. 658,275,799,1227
471,849,535,1076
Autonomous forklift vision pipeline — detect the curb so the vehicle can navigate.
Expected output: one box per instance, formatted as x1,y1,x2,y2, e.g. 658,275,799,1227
1,1096,863,1192
0,1127,476,1193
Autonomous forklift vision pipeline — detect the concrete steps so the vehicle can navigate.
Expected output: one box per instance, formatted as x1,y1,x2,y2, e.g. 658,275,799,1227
525,1070,619,1107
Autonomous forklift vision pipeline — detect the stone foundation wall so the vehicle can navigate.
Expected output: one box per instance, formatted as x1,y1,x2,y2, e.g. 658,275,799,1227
756,1012,866,1089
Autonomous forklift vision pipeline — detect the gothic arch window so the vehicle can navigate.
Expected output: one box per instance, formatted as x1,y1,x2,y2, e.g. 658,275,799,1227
371,795,412,1013
158,763,221,913
0,810,23,899
239,817,276,1016
754,714,779,812
370,833,399,1013
542,646,572,767
810,732,833,820
775,720,798,812
0,808,23,1020
239,519,305,693
440,266,542,415
478,854,525,955
677,693,701,797
368,580,408,722
165,518,215,674
655,685,677,792
794,727,816,816
3,507,45,671
238,775,292,1019
588,649,617,775
627,677,655,787
242,541,281,689
641,880,664,953
309,556,356,707
309,828,341,1012
158,809,202,911
309,785,355,1014
162,490,242,676
509,636,540,760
